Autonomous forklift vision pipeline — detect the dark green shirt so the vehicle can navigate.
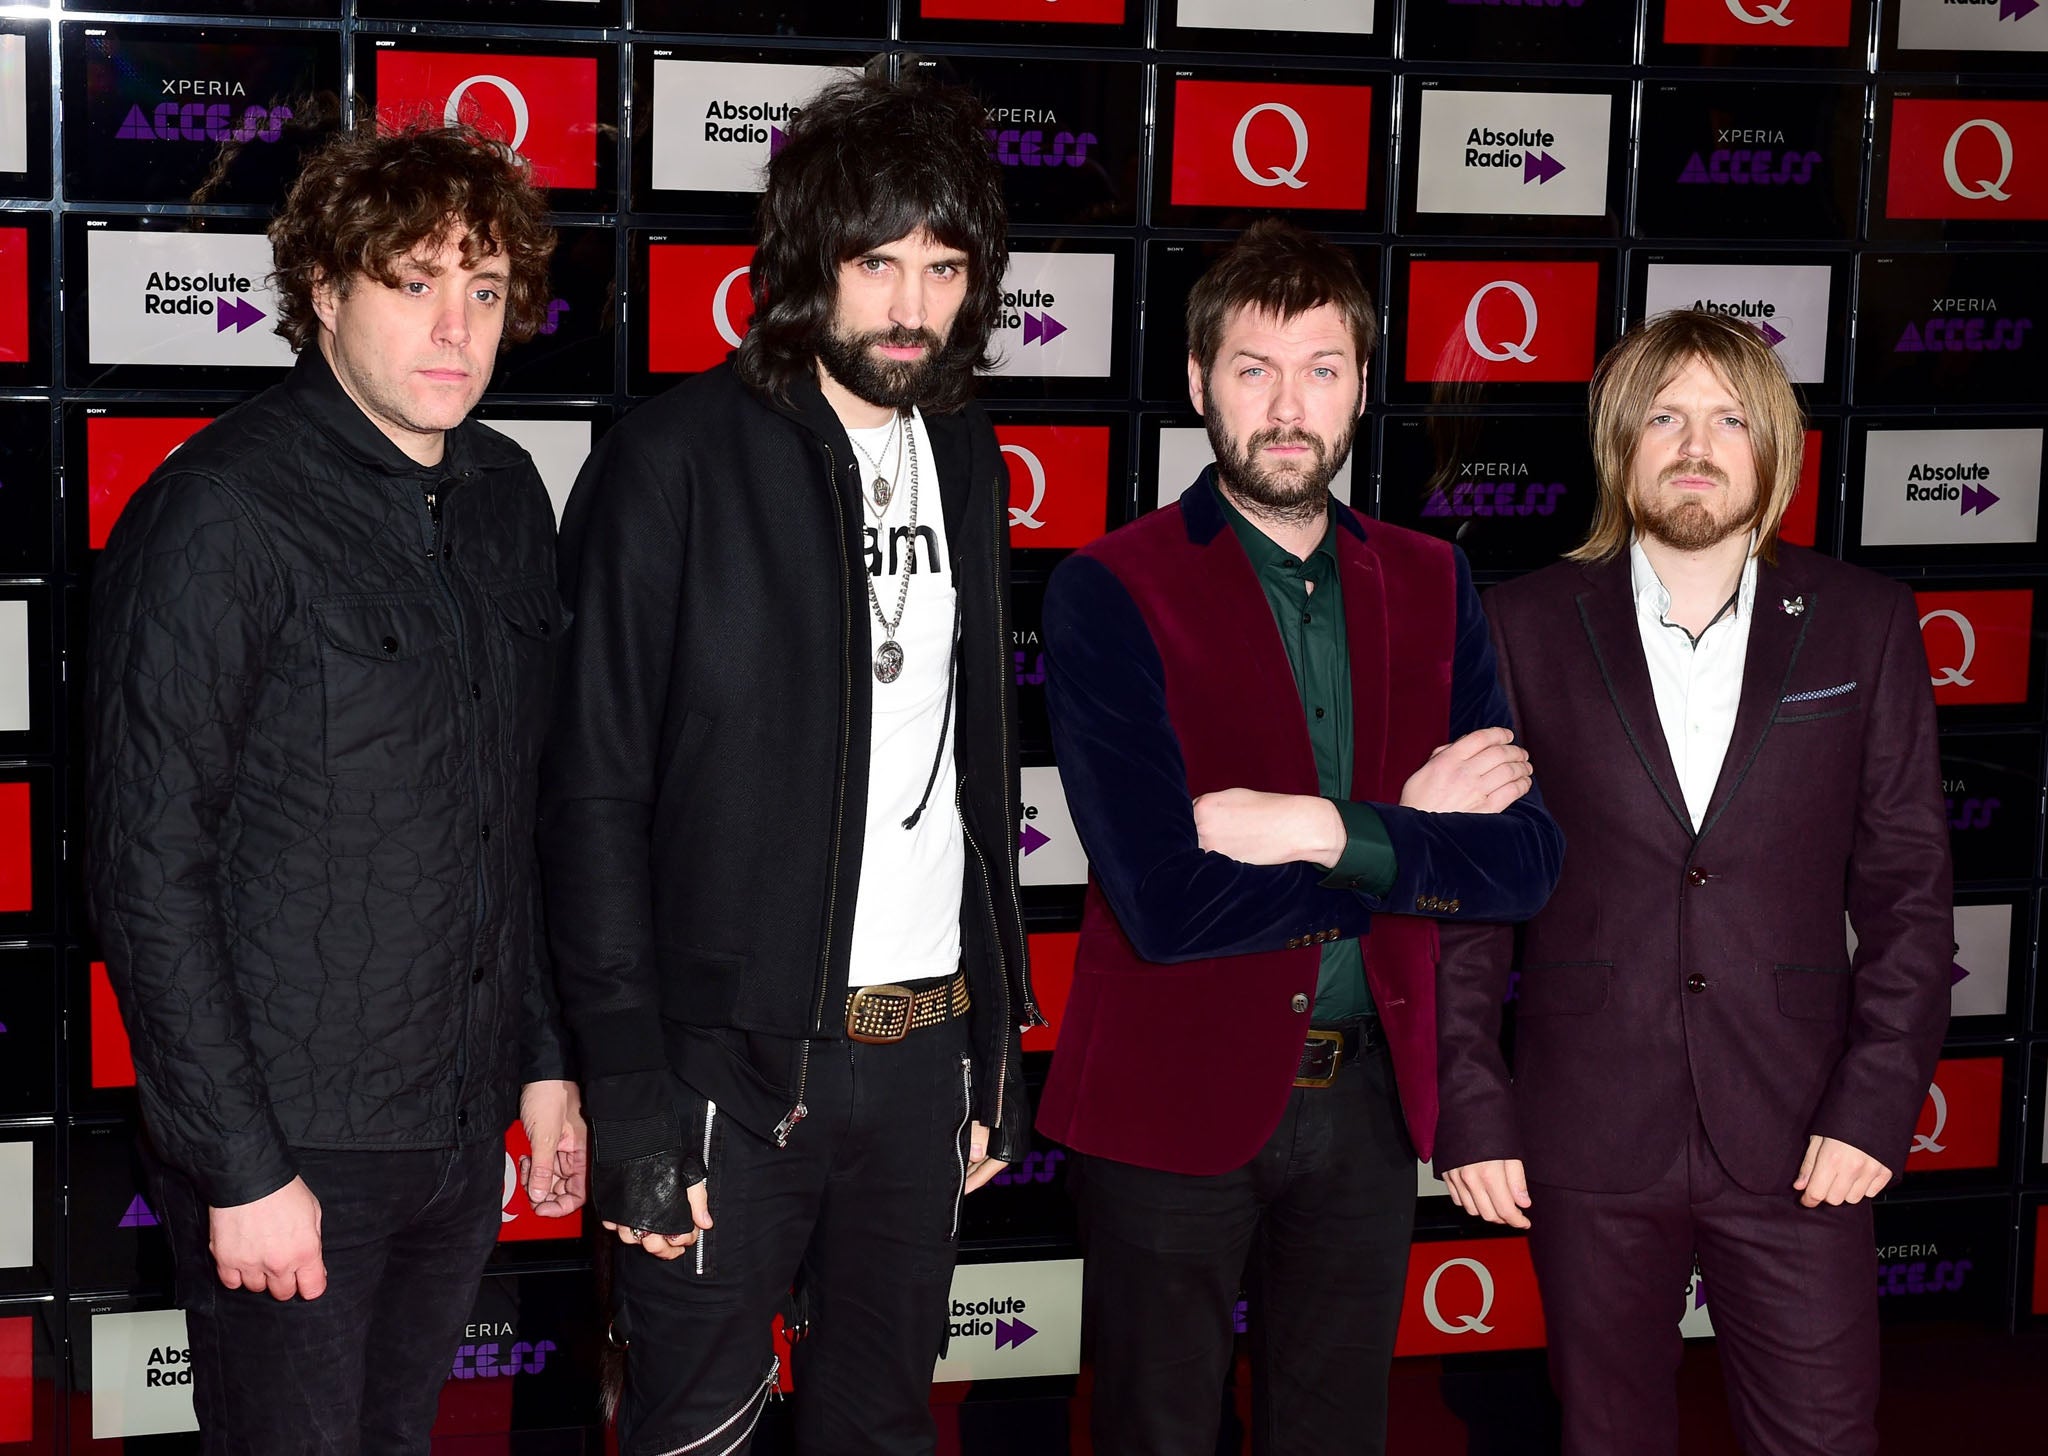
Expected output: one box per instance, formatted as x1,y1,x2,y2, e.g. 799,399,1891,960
1215,480,1395,1022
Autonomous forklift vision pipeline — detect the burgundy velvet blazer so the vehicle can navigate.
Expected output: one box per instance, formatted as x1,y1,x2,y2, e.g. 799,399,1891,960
1435,547,1953,1196
1035,478,1564,1176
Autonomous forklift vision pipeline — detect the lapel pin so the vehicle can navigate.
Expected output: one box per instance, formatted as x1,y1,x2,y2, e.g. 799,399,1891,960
1782,596,1805,617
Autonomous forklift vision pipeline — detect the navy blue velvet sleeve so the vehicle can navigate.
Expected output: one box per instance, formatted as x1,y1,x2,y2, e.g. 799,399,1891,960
1366,549,1565,923
1043,552,1376,963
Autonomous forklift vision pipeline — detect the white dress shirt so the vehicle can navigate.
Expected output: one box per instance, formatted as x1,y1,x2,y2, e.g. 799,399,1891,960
1630,536,1759,831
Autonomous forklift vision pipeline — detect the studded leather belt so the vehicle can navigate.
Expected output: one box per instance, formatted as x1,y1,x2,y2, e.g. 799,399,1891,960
845,973,971,1044
1294,1019,1383,1088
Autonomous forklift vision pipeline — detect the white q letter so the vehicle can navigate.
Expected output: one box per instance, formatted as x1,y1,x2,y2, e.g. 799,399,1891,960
1231,103,1310,190
1463,280,1541,364
1911,1082,1949,1155
1919,608,1979,689
1943,120,2014,203
1002,444,1048,530
713,265,752,348
1422,1257,1498,1336
1724,0,1795,26
444,75,531,152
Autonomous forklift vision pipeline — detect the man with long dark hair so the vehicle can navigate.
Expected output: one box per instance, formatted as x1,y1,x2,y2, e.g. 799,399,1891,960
88,126,583,1453
541,71,1034,1455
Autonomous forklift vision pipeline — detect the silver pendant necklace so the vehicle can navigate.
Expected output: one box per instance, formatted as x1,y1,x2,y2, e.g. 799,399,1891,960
847,411,905,515
863,414,918,684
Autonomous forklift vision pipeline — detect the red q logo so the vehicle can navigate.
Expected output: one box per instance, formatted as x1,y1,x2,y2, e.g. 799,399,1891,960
1724,0,1794,25
996,424,1112,550
1394,1237,1547,1356
1888,100,2048,220
1404,259,1600,384
444,75,529,150
1661,0,1852,45
1169,79,1371,211
372,50,600,190
646,243,756,375
1914,589,2033,706
1905,1056,2005,1171
1421,1257,1496,1335
1944,120,2015,202
1462,281,1541,364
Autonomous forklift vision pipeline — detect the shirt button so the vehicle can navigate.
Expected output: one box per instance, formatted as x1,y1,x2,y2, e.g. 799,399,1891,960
471,967,484,984
381,636,399,655
1302,612,1312,625
1314,706,1326,719
470,682,482,700
1290,993,1310,1013
1686,974,1708,994
480,825,492,842
1687,867,1710,886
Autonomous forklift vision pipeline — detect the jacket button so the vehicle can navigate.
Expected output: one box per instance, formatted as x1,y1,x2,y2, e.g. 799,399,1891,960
470,682,482,700
1687,867,1711,886
471,967,484,984
480,825,491,842
1290,993,1309,1013
537,619,550,636
456,1109,468,1128
381,636,399,655
1686,974,1708,994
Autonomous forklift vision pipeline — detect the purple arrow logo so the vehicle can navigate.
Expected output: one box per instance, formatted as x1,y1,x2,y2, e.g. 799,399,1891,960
1020,823,1050,855
118,1195,160,1229
216,297,265,334
1961,484,2000,516
770,126,788,156
994,1317,1037,1349
1523,151,1565,185
2001,0,2038,21
1021,311,1066,346
1949,960,1971,987
1756,321,1786,347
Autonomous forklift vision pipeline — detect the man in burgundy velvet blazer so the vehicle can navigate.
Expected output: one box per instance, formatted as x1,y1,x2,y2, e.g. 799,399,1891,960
1437,312,1951,1456
1038,221,1563,1456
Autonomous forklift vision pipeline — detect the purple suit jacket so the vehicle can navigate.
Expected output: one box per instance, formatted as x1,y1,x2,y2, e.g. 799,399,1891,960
1436,546,1953,1195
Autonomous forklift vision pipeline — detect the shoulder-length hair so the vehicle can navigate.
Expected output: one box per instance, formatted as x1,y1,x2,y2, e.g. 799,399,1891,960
734,70,1009,414
1572,309,1807,566
268,124,556,352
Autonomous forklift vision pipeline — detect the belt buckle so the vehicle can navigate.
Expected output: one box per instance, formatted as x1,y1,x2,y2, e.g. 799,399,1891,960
1293,1029,1344,1089
848,984,914,1044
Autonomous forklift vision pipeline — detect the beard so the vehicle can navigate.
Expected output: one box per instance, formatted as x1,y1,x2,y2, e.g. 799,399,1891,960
1635,458,1753,553
815,322,953,411
1206,411,1359,524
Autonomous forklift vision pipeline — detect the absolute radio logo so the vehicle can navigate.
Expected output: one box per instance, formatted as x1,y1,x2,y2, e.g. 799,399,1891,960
1175,0,1376,31
373,49,600,190
920,0,1124,19
480,418,593,525
649,58,855,195
497,1120,583,1243
1168,79,1372,211
1404,260,1601,384
86,230,292,371
85,413,217,549
998,424,1111,549
1394,1238,1547,1358
1906,1056,2004,1171
1860,426,2042,547
1674,127,1825,188
1950,901,2016,1018
985,251,1116,378
1916,589,2034,705
91,1308,199,1438
645,242,754,376
1414,89,1611,217
1642,263,1833,383
1898,0,2048,54
1887,99,2048,221
1662,0,1854,46
931,1258,1083,1382
1017,765,1088,887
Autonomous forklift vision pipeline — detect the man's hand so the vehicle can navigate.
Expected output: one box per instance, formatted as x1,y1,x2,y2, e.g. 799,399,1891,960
1443,1159,1532,1230
209,1176,326,1301
1795,1135,1891,1208
603,1178,711,1261
964,1121,1007,1194
519,1079,589,1218
1192,788,1346,867
1400,728,1533,814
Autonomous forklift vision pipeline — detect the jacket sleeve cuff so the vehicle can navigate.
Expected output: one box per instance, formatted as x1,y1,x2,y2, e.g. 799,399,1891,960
1319,799,1397,896
194,1149,300,1210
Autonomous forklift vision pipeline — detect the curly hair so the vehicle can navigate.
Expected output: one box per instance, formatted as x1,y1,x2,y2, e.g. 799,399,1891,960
268,124,557,352
735,69,1009,413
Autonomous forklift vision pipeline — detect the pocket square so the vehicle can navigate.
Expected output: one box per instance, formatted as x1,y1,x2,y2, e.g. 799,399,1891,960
1780,680,1857,705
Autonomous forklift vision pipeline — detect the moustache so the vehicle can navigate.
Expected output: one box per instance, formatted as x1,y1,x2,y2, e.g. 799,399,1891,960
1659,457,1728,487
1247,427,1327,456
862,326,944,353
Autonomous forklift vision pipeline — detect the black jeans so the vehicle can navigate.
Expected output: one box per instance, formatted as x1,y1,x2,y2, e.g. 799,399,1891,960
610,1013,975,1456
152,1138,504,1456
1072,1036,1417,1456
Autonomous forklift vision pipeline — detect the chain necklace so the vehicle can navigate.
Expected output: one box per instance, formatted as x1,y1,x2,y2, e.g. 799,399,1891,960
846,410,905,514
864,413,919,684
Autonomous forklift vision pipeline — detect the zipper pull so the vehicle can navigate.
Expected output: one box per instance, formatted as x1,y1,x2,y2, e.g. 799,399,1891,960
771,1102,809,1148
766,1356,785,1402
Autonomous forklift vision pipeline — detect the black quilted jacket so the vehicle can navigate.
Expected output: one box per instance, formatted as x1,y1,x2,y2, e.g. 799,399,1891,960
87,349,570,1208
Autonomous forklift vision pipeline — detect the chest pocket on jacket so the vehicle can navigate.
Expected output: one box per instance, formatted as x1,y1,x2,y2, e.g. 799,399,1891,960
313,595,460,785
488,581,570,769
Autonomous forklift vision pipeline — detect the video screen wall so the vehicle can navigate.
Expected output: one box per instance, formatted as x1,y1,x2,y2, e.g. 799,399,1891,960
3,0,2045,1449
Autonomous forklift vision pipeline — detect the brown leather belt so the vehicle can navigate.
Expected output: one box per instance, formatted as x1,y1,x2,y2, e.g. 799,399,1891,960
1294,1020,1381,1088
845,973,970,1044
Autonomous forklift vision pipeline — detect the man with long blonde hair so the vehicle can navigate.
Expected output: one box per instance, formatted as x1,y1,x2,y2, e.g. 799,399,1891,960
1435,309,1951,1455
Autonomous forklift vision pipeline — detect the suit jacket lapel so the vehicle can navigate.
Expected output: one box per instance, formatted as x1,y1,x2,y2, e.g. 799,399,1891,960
1574,555,1694,842
1696,555,1812,840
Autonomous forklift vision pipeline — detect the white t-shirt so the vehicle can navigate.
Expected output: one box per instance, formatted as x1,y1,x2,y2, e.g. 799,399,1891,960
844,409,964,987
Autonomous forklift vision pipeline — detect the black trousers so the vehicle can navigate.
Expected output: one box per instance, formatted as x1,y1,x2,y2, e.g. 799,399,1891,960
1072,1037,1417,1456
1528,1113,1880,1456
610,1013,975,1456
152,1138,504,1456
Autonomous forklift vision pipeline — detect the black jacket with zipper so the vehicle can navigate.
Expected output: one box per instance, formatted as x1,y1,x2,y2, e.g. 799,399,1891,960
86,348,570,1208
540,363,1036,1227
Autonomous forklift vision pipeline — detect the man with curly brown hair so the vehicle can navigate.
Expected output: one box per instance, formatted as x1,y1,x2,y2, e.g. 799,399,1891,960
86,125,584,1456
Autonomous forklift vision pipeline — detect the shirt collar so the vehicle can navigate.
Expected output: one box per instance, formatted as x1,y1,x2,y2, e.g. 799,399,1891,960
1629,532,1759,632
1211,474,1337,574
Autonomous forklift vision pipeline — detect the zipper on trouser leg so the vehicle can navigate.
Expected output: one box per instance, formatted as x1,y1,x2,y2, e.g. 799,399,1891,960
951,1058,972,1241
655,1356,779,1456
694,1101,716,1276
